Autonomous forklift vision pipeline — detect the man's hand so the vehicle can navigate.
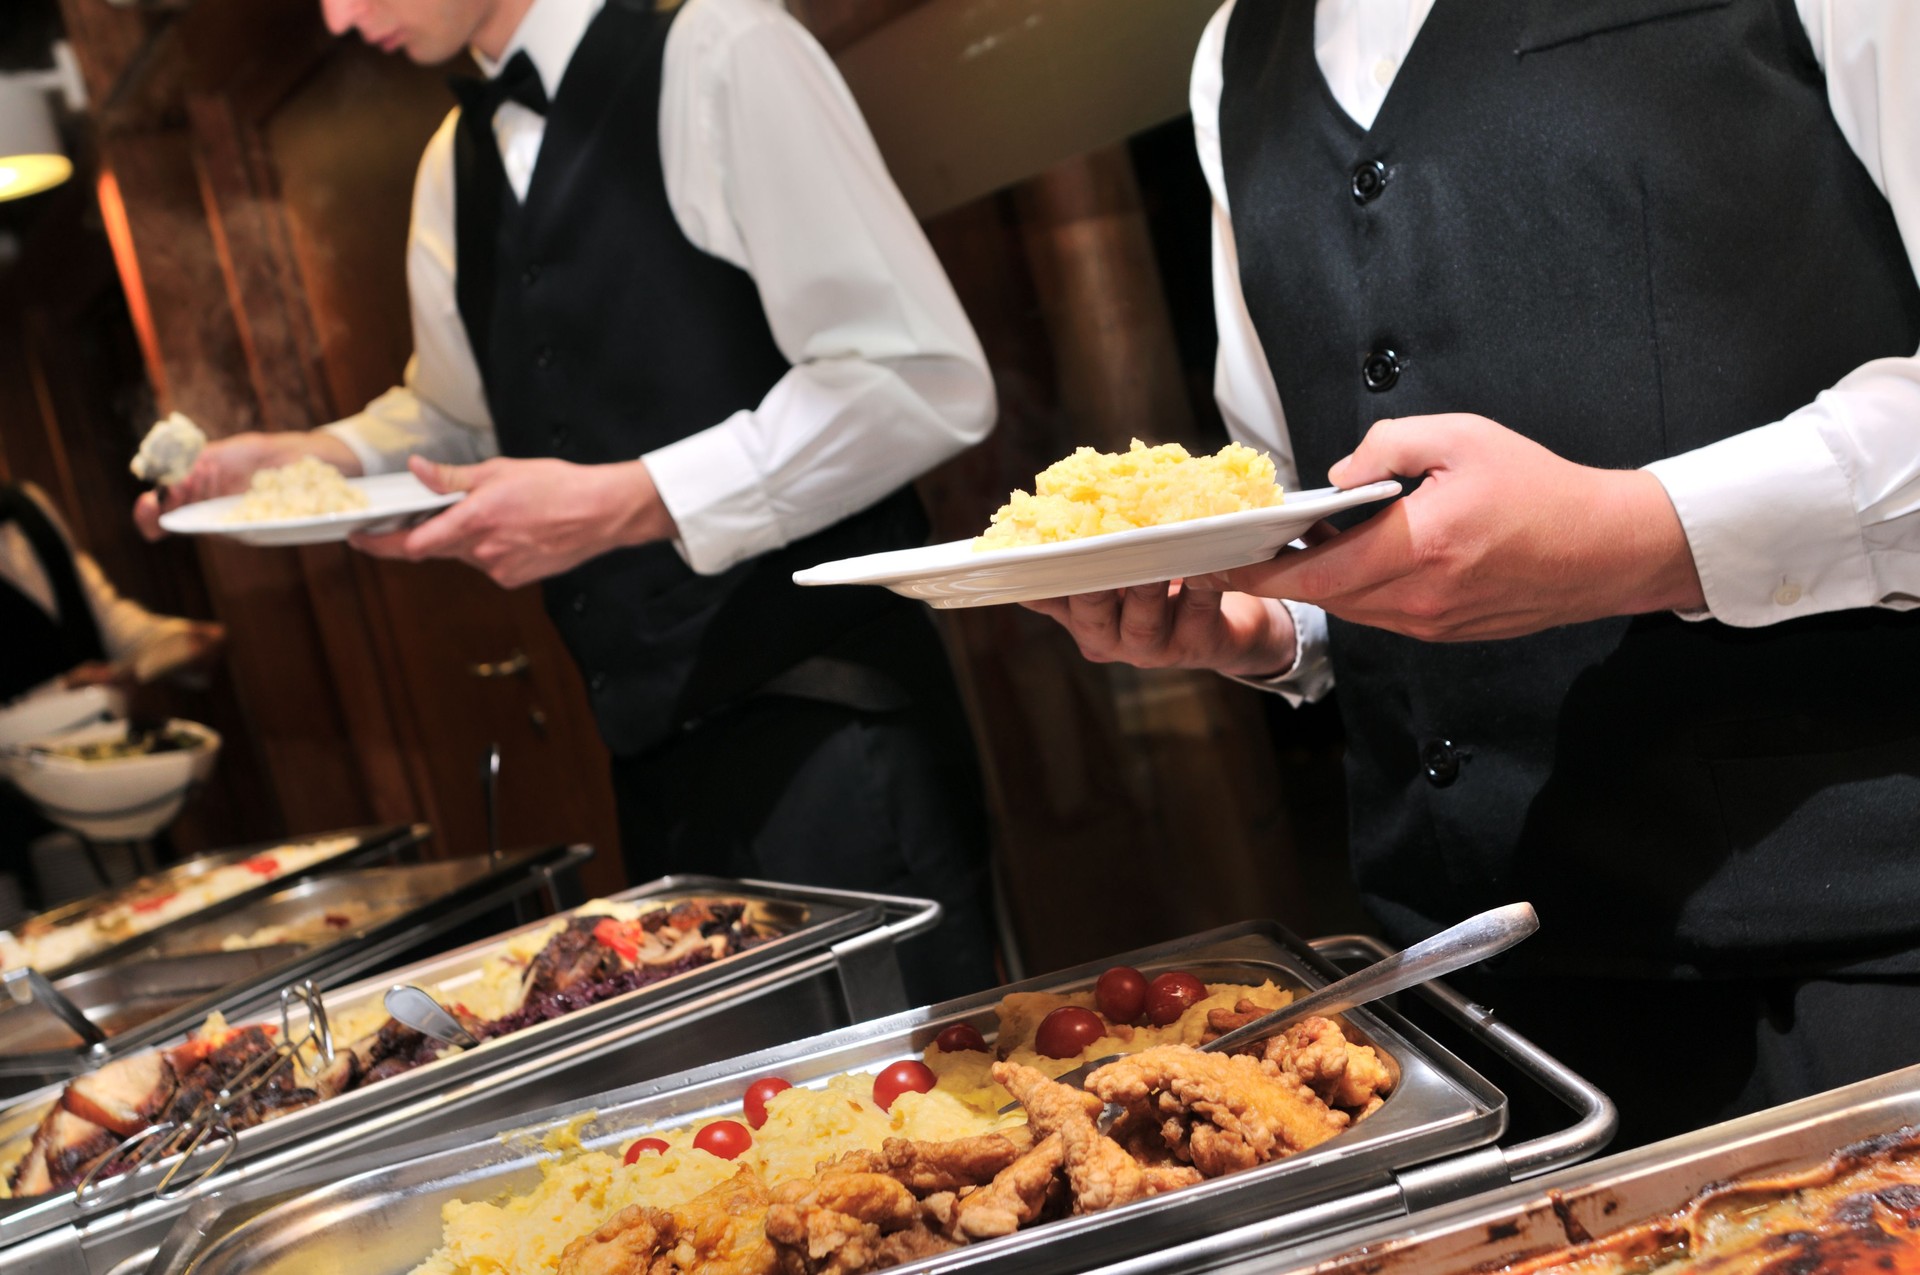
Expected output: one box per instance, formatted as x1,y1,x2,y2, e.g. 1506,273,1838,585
1021,581,1299,677
350,454,676,589
1214,414,1705,641
135,432,363,541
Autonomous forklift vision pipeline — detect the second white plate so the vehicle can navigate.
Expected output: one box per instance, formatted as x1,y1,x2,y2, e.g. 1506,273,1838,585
794,480,1402,608
158,473,464,547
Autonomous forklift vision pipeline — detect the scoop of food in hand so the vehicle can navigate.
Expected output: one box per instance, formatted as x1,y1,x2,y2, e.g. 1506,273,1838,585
130,412,207,487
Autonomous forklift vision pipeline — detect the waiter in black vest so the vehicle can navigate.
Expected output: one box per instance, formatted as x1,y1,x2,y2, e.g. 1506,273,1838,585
1031,0,1920,1145
139,0,1000,1001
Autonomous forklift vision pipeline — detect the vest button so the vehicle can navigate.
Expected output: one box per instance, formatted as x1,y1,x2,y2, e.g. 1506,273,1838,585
1351,160,1387,204
550,425,570,449
1422,738,1462,787
570,592,588,616
521,264,541,287
535,345,554,369
589,671,607,694
1363,349,1401,392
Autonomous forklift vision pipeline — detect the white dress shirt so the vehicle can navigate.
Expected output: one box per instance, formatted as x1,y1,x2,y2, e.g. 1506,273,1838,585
323,0,995,576
1,485,197,701
1195,0,1920,702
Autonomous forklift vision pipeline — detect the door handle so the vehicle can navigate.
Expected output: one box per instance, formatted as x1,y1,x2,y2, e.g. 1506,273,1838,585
469,649,532,679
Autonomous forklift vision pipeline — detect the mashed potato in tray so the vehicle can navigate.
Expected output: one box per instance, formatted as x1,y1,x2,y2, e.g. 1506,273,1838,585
225,456,368,523
975,439,1284,550
409,979,1285,1275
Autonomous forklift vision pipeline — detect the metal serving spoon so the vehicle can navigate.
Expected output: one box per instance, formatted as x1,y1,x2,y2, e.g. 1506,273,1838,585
384,984,479,1050
1000,901,1539,1117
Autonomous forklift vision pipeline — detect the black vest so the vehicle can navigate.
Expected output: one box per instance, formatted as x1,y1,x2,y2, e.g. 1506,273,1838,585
1220,0,1920,977
452,0,925,756
0,485,106,704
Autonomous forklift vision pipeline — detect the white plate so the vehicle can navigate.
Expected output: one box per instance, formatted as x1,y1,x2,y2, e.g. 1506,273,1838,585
0,686,117,748
158,473,464,547
794,480,1402,608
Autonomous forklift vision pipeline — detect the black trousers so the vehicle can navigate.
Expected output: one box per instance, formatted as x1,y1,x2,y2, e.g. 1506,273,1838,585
1457,969,1920,1150
610,609,998,1007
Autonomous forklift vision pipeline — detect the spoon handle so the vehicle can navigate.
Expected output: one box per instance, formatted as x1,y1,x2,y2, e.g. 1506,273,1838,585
1204,902,1538,1057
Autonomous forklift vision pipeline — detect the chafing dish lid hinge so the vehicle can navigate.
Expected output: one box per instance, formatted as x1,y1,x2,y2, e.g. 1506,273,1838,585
1393,1144,1513,1213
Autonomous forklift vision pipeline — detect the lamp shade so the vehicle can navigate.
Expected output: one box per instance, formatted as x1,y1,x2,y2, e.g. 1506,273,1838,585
0,76,70,202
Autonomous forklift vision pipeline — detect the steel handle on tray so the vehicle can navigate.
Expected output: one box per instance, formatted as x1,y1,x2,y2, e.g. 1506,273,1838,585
3,966,109,1053
1310,933,1617,1184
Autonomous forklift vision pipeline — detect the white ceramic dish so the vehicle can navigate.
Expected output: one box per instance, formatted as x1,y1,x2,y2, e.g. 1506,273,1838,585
795,480,1402,608
4,719,221,840
157,473,463,547
0,686,117,748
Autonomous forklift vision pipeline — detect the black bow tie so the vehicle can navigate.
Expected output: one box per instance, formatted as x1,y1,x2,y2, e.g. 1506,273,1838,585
449,49,549,122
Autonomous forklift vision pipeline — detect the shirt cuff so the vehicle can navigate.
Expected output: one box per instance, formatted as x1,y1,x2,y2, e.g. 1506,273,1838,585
1644,419,1875,627
1223,598,1334,705
320,420,399,478
644,413,784,576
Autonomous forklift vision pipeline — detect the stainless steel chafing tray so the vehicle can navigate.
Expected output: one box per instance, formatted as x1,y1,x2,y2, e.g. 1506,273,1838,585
142,920,1608,1275
0,875,938,1273
5,825,428,981
1160,1059,1920,1274
0,846,588,1086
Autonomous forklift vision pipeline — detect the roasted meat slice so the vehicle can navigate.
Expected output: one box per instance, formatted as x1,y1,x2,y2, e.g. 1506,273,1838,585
62,1050,176,1136
523,916,628,1001
16,1107,120,1194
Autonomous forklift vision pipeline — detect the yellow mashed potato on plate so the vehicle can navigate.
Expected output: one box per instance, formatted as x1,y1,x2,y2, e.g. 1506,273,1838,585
975,439,1283,550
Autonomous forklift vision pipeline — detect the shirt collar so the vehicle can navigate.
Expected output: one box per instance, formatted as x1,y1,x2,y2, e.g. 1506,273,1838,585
475,0,605,97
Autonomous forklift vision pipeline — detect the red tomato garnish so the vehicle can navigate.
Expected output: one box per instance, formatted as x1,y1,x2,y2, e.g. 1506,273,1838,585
742,1076,793,1129
933,1023,989,1053
592,918,641,963
623,1137,669,1164
872,1060,938,1112
1034,1007,1107,1059
1095,966,1149,1025
1146,971,1209,1027
131,892,179,914
240,857,280,875
692,1120,752,1160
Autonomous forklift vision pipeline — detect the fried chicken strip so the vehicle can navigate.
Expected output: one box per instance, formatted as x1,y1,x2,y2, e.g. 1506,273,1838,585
991,1062,1201,1214
949,1131,1065,1239
828,1126,1038,1193
558,1166,777,1275
766,1168,935,1275
1086,1045,1348,1176
1263,1017,1393,1113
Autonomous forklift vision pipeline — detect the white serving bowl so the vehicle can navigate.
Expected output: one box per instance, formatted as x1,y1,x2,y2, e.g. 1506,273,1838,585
4,719,221,841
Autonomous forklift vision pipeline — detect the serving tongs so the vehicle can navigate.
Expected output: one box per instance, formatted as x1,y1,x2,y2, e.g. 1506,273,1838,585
1002,902,1540,1123
70,979,335,1206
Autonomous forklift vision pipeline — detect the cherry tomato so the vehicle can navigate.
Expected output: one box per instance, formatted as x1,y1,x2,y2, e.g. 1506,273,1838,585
622,1137,669,1164
1034,1006,1107,1059
1146,971,1209,1027
872,1060,938,1112
933,1023,989,1053
692,1120,752,1160
1095,966,1149,1025
742,1076,793,1129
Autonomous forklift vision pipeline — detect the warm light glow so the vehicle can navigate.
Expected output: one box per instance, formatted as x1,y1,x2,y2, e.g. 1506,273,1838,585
0,152,70,201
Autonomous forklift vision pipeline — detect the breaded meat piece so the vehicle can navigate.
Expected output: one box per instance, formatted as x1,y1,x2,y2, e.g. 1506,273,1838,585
1086,1045,1348,1173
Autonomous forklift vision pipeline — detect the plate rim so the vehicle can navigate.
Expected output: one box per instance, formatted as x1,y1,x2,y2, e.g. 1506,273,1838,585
157,473,464,537
794,479,1401,587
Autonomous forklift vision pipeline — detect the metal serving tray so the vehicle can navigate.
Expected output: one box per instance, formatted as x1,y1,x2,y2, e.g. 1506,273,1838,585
0,875,938,1273
1177,1063,1920,1275
144,920,1603,1275
5,825,427,980
0,846,586,1086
